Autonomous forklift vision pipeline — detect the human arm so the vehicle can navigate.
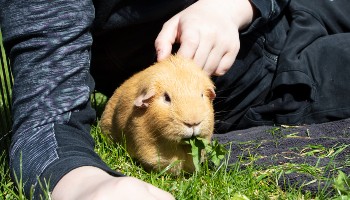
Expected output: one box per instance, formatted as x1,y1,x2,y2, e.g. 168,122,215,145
0,0,173,199
155,0,290,76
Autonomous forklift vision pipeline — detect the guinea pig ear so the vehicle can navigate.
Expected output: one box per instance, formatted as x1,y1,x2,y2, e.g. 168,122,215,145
207,87,216,101
134,89,156,108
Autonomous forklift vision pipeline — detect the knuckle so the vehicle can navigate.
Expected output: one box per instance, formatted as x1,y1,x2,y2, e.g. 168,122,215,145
154,38,163,47
181,31,199,46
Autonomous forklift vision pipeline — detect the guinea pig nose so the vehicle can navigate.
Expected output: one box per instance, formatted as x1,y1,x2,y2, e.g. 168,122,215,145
184,121,201,128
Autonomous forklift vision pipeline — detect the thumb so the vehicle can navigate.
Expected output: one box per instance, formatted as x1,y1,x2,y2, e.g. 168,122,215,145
155,16,180,61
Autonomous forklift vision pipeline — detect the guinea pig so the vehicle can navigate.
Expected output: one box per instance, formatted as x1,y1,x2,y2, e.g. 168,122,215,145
100,55,216,174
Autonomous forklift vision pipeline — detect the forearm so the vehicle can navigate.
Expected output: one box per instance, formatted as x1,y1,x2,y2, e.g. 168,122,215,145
0,0,121,198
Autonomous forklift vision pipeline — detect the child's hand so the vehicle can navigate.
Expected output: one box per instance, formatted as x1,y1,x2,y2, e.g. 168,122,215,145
155,0,255,76
52,166,174,200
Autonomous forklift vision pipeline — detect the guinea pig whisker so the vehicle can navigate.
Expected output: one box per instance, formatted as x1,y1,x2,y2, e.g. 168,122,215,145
213,96,230,99
213,98,230,106
214,110,233,115
214,108,246,116
213,87,236,93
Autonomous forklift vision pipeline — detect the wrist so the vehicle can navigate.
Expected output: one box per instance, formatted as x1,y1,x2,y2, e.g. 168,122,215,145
230,0,256,30
196,0,255,30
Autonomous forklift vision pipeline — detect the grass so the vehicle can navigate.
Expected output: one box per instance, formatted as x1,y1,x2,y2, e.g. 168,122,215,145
1,121,349,199
90,125,309,199
0,30,12,108
0,29,13,150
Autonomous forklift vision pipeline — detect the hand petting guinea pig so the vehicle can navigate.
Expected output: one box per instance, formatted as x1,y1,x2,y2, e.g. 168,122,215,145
100,55,216,174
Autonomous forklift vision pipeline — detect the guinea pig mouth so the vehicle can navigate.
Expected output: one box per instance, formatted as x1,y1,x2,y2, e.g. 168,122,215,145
182,125,201,139
177,124,205,145
180,135,198,145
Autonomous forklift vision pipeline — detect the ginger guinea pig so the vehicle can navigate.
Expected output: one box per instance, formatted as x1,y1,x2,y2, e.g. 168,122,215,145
100,55,216,174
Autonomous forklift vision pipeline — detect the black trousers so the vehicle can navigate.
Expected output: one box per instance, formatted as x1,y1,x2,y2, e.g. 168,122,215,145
91,0,350,134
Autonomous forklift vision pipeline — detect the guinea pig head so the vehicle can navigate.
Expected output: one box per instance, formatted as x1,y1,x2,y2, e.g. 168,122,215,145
133,56,216,144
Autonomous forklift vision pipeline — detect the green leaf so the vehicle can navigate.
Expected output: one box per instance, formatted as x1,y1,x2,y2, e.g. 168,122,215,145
334,171,350,195
208,139,228,167
189,138,202,171
231,193,250,200
186,137,228,171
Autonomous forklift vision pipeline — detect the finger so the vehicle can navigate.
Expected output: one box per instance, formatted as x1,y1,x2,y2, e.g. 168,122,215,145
202,45,237,76
206,37,239,76
148,185,175,200
202,49,222,75
214,51,237,76
155,17,180,61
193,36,214,68
177,29,200,59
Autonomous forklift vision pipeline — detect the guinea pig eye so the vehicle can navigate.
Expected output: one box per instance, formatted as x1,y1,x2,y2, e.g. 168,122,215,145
201,93,204,98
163,92,171,103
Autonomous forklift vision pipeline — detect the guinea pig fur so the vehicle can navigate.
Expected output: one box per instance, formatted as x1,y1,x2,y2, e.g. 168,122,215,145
100,55,216,174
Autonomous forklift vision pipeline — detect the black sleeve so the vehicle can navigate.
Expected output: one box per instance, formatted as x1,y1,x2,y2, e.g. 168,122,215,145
243,0,290,33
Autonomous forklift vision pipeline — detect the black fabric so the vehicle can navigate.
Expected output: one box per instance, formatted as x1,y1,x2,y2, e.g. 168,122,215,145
213,0,350,195
91,21,164,96
92,0,195,36
213,12,290,132
40,103,124,197
90,1,196,96
213,0,350,132
265,0,350,126
214,119,350,194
